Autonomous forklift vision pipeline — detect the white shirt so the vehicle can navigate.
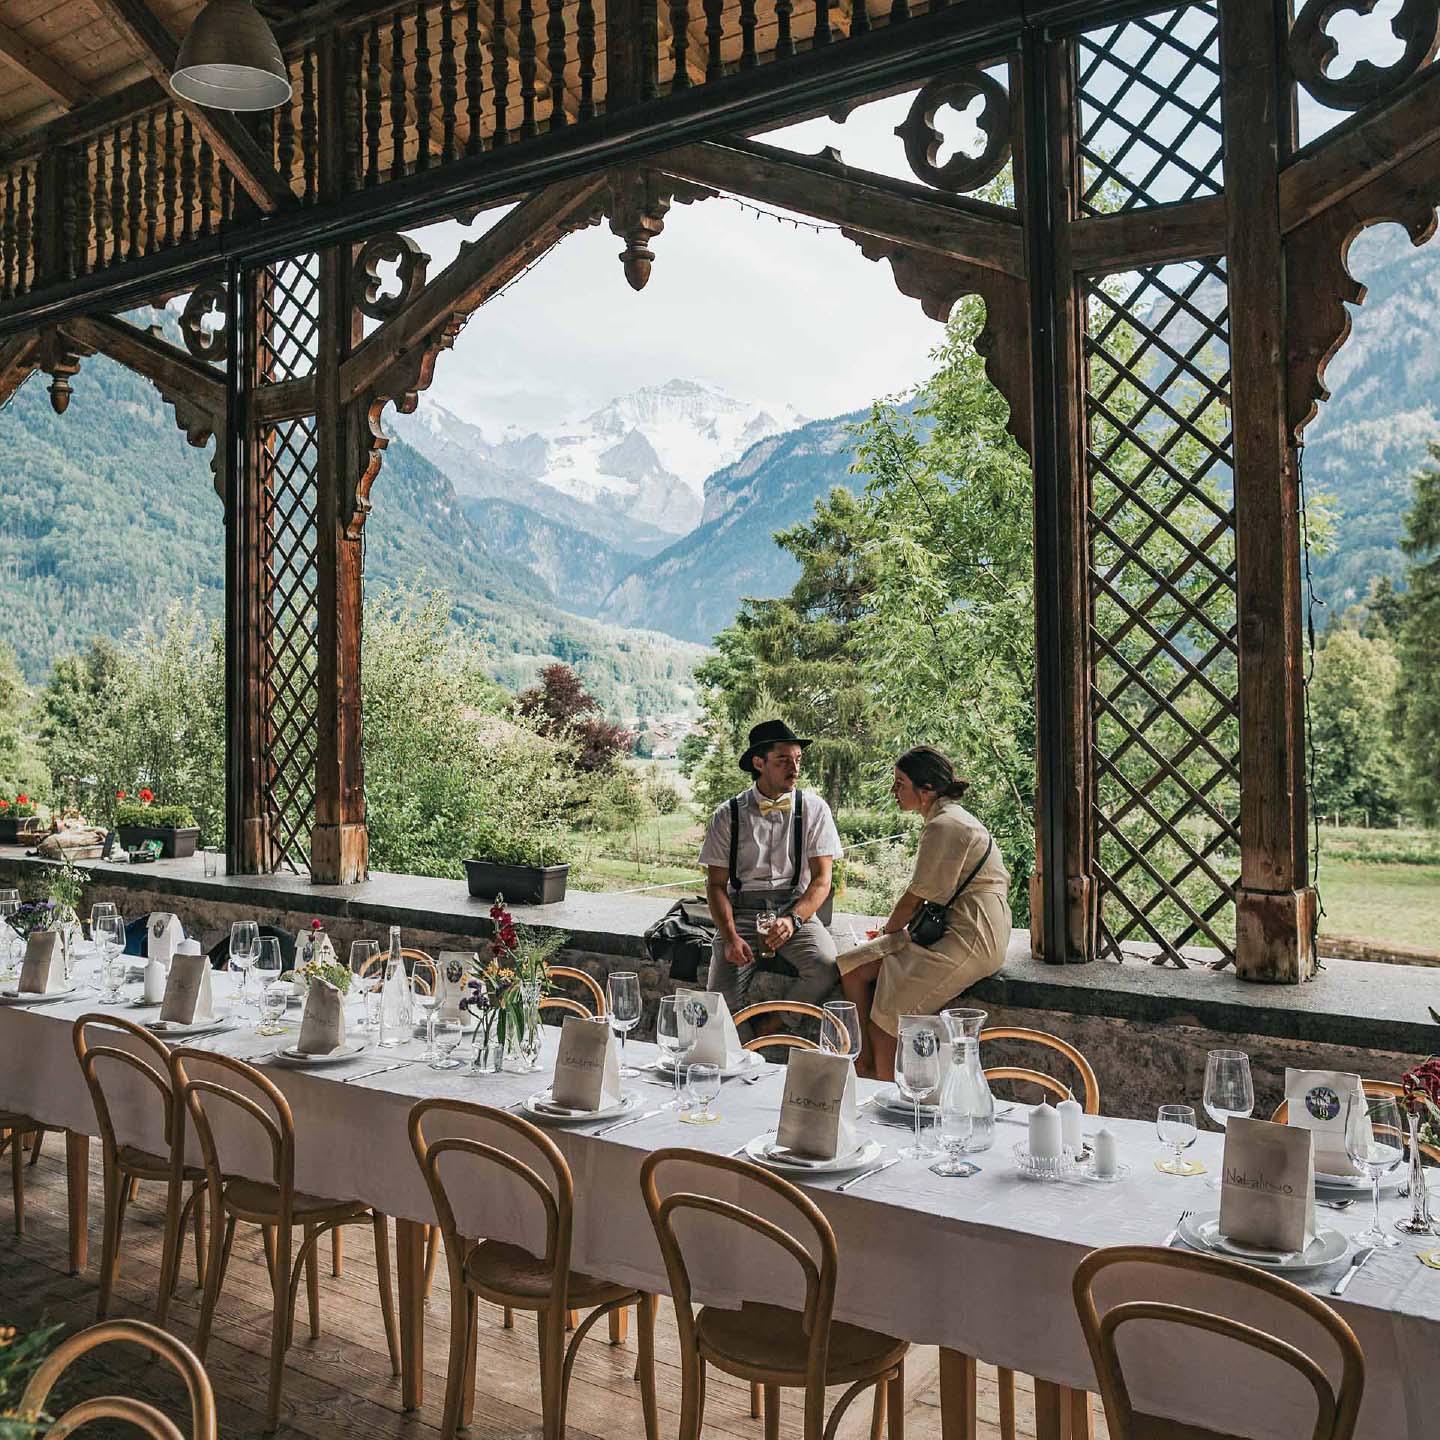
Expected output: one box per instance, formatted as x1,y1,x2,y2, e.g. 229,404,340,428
698,786,844,893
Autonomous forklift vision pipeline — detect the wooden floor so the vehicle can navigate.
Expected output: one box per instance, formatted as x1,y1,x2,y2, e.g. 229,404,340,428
1,1137,1101,1440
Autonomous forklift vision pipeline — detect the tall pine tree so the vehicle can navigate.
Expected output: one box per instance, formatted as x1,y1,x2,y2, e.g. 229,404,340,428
1398,445,1440,822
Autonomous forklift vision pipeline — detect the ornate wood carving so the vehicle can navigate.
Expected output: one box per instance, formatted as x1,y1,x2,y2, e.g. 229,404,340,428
1289,0,1440,111
180,281,229,362
352,232,430,319
895,67,1012,194
35,329,85,413
561,168,717,287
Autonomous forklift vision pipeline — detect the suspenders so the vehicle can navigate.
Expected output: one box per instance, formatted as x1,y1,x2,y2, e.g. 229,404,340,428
728,789,805,895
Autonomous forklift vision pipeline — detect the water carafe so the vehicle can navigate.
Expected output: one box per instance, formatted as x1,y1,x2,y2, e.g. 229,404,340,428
940,1006,995,1153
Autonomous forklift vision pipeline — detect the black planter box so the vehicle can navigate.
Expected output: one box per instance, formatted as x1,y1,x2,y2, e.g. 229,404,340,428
463,858,570,906
116,824,200,859
0,816,46,844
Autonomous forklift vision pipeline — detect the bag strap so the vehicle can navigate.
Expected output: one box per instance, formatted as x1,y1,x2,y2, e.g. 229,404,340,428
792,788,805,891
728,796,740,893
944,835,994,909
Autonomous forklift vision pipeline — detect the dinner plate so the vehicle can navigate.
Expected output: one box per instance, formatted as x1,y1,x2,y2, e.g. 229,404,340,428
143,1016,235,1040
522,1090,637,1125
1180,1212,1349,1272
651,1052,765,1080
0,986,80,1005
1315,1169,1403,1195
871,1088,941,1116
743,1133,884,1176
271,1040,369,1067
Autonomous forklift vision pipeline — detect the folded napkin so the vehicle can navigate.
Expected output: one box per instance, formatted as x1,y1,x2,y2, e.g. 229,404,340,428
436,951,475,1023
676,988,747,1070
18,931,65,994
776,1049,858,1160
160,942,216,1026
1219,1116,1316,1254
1284,1068,1367,1176
551,1014,622,1112
297,977,346,1055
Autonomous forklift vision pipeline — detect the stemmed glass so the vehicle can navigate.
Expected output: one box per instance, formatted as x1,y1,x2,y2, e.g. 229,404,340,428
95,914,127,1003
1346,1093,1405,1249
88,902,118,985
413,968,440,1062
0,888,18,978
680,1062,721,1124
430,1018,464,1070
254,937,287,1036
820,1000,862,1062
895,1015,942,1159
655,995,689,1108
607,971,642,1077
350,940,381,1034
1203,1049,1255,1188
228,921,259,1014
1156,1104,1202,1175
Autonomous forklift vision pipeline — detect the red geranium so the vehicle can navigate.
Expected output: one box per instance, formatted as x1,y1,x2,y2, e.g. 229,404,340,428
0,800,8,811
15,794,26,806
116,790,126,800
138,788,155,804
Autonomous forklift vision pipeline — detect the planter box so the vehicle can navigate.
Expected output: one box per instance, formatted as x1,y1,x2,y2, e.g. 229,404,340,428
0,817,46,844
463,858,569,906
116,824,200,859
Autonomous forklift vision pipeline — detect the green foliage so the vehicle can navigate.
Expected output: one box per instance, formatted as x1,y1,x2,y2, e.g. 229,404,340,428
1398,445,1440,824
0,644,49,800
0,1321,62,1440
115,801,198,829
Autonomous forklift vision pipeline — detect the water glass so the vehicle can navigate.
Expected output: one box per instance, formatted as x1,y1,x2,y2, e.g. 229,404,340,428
895,1014,942,1159
655,995,687,1108
755,908,778,950
820,1000,862,1061
201,848,221,879
350,940,381,1032
229,921,259,1012
89,901,117,939
1156,1103,1202,1175
253,937,284,1034
1346,1093,1404,1249
95,914,126,1002
1203,1049,1254,1130
430,1018,464,1070
680,1062,721,1124
0,888,18,977
607,971,642,1077
413,969,440,1060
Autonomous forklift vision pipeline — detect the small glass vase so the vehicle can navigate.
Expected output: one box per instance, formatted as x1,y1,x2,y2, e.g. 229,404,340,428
503,982,543,1073
471,1029,503,1075
1396,1112,1435,1237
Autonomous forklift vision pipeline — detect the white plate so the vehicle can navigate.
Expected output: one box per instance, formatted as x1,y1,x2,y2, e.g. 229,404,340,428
1180,1213,1349,1272
1315,1169,1403,1195
744,1133,884,1176
271,1040,369,1067
872,1088,941,1116
143,1016,235,1040
0,987,80,1006
522,1090,637,1125
651,1052,765,1080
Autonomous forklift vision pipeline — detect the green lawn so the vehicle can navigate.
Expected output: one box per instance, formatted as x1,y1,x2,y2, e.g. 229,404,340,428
1318,859,1440,952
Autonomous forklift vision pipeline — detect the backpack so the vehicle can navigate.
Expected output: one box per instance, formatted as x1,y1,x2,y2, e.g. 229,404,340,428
643,896,717,982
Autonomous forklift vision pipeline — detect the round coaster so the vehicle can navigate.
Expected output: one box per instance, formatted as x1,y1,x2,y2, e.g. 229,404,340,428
1417,1249,1440,1270
1155,1157,1207,1177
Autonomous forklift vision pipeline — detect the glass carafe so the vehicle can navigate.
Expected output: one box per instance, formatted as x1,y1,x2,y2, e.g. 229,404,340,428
940,1007,995,1153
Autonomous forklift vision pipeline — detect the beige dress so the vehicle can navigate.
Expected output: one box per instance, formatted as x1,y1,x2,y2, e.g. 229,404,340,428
837,798,1011,1037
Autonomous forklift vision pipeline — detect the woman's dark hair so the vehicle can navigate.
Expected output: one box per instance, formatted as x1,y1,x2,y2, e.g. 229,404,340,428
895,745,969,800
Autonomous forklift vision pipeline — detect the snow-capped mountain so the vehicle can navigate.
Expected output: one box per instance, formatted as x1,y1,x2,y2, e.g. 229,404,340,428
391,378,806,538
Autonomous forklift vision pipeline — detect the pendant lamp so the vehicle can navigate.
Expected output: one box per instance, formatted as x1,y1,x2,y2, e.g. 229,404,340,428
171,0,292,111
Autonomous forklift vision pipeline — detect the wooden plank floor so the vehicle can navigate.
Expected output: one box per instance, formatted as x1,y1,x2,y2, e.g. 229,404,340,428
1,1138,1104,1439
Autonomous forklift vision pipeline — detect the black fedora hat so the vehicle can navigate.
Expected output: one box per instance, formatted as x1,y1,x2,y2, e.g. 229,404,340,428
738,719,812,775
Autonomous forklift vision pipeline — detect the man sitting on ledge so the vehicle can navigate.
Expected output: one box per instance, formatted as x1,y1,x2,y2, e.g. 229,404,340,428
698,719,844,1025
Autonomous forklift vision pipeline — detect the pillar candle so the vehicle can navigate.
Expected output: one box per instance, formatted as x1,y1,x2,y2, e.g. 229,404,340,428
1092,1127,1118,1178
1057,1097,1084,1154
1029,1099,1061,1161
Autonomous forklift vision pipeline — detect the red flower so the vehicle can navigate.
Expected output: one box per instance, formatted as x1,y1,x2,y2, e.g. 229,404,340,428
310,919,322,931
1402,1058,1440,1115
116,790,127,800
0,800,8,811
15,794,26,806
138,788,155,804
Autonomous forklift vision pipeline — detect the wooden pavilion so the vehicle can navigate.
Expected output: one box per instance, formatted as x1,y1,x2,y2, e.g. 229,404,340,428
0,0,1435,982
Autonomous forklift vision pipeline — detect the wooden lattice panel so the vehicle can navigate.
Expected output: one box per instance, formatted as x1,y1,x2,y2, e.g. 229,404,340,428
258,253,319,384
1075,1,1224,215
1083,258,1239,964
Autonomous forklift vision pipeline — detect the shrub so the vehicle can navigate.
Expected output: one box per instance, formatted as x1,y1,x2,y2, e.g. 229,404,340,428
115,800,197,829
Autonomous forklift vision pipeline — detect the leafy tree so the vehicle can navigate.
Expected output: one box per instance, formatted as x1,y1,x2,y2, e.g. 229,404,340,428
0,643,48,798
1398,445,1440,822
517,662,634,773
1309,623,1403,825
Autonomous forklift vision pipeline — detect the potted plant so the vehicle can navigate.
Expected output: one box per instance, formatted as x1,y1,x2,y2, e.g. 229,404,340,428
114,789,200,859
0,794,48,845
463,823,571,906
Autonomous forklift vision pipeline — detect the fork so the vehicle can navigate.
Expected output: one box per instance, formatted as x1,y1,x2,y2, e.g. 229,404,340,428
1163,1209,1194,1248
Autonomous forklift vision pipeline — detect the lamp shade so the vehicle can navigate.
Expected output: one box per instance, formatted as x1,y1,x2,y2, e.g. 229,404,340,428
171,0,292,111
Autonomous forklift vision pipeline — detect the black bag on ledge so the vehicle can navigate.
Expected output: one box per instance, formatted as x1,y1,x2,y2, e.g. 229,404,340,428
644,896,716,982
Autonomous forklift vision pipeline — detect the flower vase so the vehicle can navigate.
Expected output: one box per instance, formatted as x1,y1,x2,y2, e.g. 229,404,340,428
503,981,543,1073
471,1028,504,1074
1397,1112,1435,1236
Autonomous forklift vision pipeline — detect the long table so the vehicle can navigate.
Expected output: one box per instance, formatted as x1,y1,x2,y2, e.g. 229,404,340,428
4,974,1437,1438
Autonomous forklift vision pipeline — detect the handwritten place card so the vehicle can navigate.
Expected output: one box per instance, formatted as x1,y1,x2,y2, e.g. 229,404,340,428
18,931,63,993
160,943,216,1026
1284,1068,1368,1176
551,1015,621,1111
675,988,747,1070
298,977,346,1054
777,1050,857,1160
1219,1116,1316,1254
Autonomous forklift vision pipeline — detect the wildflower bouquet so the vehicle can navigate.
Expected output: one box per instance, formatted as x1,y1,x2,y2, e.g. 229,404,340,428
1401,1057,1440,1149
459,897,565,1066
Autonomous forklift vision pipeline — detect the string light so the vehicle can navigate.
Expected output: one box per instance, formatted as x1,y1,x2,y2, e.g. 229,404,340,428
719,195,841,234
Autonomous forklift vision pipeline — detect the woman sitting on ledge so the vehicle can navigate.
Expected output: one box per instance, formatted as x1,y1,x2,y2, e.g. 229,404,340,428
837,746,1010,1079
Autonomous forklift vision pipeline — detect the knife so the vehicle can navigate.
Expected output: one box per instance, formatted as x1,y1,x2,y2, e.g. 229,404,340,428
1331,1246,1376,1296
835,1157,901,1193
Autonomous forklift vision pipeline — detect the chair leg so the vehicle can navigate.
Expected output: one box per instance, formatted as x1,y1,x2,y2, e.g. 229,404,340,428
96,1157,125,1320
636,1294,659,1440
439,1281,471,1440
10,1126,24,1237
331,1224,343,1277
303,1223,321,1340
998,1367,1016,1440
192,1180,207,1290
195,1199,231,1362
127,1174,141,1203
869,1382,888,1440
502,1305,514,1329
261,1224,276,1283
937,1350,977,1440
264,1221,294,1434
461,1292,478,1430
424,1223,439,1299
609,1305,628,1345
536,1308,559,1440
763,1384,780,1440
157,1172,186,1327
750,1380,761,1419
886,1358,905,1440
372,1214,401,1377
27,1126,43,1167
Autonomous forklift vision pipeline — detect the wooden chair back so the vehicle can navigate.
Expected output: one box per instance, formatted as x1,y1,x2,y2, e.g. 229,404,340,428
1272,1079,1440,1163
356,947,437,990
981,1026,1100,1113
733,1001,851,1055
73,1013,179,1161
1073,1245,1364,1440
548,965,607,1016
18,1318,217,1440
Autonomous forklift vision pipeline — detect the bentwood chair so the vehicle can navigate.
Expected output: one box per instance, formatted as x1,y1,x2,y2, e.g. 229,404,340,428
642,1147,907,1440
73,1014,209,1323
16,1318,217,1440
1272,1078,1440,1163
977,1026,1101,1440
1073,1245,1365,1440
541,965,608,1021
172,1048,400,1433
0,1110,43,1235
409,1097,659,1440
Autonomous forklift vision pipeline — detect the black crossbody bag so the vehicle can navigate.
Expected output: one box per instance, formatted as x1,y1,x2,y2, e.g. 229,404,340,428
906,836,994,948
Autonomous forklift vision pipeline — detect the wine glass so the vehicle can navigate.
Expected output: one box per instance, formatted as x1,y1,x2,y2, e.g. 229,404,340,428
430,1018,464,1071
1345,1093,1405,1249
895,1015,942,1159
1156,1104,1202,1176
820,1000,862,1062
95,914,127,1003
254,937,285,1035
228,921,259,1013
680,1062,721,1125
655,995,687,1108
607,971,642,1077
1203,1049,1255,1188
88,901,117,940
413,968,440,1062
350,940,381,1034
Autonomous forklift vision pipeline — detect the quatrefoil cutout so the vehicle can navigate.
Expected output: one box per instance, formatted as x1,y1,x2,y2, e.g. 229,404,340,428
1289,0,1440,110
353,233,430,321
180,283,229,363
895,68,1012,194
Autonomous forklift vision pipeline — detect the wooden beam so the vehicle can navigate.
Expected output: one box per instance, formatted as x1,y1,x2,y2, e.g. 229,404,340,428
657,138,1026,277
0,19,88,107
0,333,38,407
60,314,226,415
1069,195,1226,272
86,0,294,213
1280,61,1440,233
340,175,607,403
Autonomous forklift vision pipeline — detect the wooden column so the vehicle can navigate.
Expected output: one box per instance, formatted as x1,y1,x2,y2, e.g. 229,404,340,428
311,33,369,885
1221,0,1316,981
1023,30,1096,962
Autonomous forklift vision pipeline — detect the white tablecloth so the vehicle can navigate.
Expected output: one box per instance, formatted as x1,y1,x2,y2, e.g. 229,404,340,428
4,972,1436,1438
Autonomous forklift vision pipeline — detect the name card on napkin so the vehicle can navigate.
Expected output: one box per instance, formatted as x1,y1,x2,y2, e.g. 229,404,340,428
1219,1116,1316,1254
161,942,216,1026
437,952,474,1022
298,977,346,1054
1284,1069,1368,1176
148,912,184,964
676,988,747,1070
551,1015,622,1111
19,931,63,993
776,1050,857,1160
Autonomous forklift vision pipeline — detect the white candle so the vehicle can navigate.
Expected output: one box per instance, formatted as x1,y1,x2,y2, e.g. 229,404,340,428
1057,1097,1084,1154
1092,1127,1118,1178
1029,1099,1061,1161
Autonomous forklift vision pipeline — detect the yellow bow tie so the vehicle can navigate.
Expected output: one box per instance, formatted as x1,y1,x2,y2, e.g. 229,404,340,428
756,794,792,816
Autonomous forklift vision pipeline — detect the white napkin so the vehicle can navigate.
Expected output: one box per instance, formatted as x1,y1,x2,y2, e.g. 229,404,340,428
18,931,65,993
160,942,216,1026
297,977,346,1055
551,1015,622,1111
1284,1068,1368,1176
1219,1116,1317,1254
676,988,747,1070
436,951,475,1022
776,1050,857,1160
